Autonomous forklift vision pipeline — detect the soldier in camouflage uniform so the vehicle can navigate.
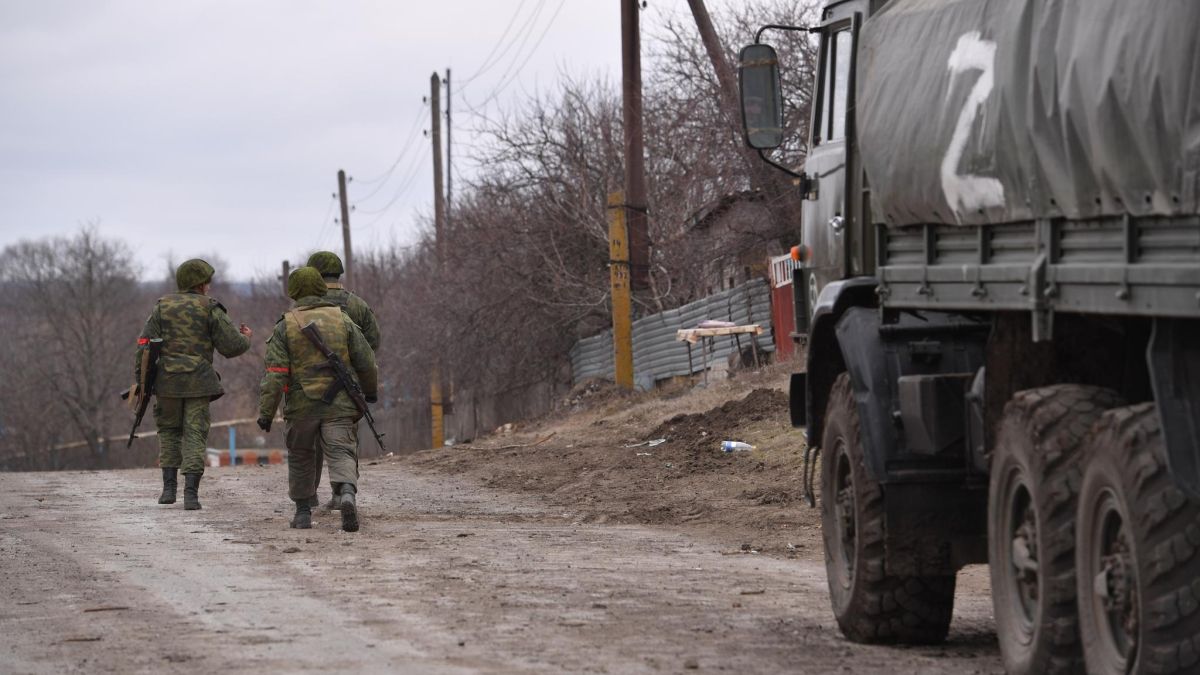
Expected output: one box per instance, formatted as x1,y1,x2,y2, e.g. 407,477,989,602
306,251,380,350
256,267,378,531
137,259,252,510
305,251,380,509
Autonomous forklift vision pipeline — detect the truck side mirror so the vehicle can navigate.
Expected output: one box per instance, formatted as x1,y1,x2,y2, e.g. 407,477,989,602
739,43,784,150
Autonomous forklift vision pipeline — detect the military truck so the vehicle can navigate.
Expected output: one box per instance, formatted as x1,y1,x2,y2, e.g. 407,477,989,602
738,1,1200,673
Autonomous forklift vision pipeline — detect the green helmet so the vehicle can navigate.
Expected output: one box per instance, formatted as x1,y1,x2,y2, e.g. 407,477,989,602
287,266,328,300
306,251,344,277
175,258,215,291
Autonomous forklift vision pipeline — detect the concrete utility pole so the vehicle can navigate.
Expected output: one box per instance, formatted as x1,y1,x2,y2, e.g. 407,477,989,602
280,260,290,296
337,169,353,287
621,0,651,290
429,72,447,449
608,191,635,389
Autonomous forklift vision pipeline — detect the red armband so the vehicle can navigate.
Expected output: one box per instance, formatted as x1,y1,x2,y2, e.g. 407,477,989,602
137,338,150,346
267,366,290,373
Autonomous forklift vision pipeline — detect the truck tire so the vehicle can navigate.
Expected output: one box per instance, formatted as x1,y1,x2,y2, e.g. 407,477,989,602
1076,403,1200,675
820,372,954,644
988,385,1123,675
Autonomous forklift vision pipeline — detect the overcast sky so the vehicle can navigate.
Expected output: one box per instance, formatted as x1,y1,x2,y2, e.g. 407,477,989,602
0,1,725,281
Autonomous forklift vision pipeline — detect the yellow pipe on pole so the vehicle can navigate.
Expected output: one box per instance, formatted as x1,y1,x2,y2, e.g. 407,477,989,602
608,191,635,389
430,364,444,449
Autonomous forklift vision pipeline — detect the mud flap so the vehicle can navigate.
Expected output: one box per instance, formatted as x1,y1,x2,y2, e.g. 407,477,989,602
1148,318,1200,500
789,372,807,427
885,482,988,575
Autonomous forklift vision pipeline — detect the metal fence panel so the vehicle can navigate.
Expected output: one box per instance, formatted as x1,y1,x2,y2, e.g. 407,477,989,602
570,278,773,389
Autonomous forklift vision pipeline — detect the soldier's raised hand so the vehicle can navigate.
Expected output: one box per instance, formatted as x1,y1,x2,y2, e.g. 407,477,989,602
239,323,253,338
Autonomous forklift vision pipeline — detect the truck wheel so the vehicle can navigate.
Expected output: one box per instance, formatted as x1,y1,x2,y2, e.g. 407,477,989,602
988,385,1123,675
821,373,954,644
1076,403,1200,675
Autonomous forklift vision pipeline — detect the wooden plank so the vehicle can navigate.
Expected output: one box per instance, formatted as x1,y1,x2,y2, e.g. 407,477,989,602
676,325,763,344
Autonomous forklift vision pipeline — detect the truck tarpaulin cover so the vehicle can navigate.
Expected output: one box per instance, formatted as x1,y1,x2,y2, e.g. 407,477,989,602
857,0,1200,227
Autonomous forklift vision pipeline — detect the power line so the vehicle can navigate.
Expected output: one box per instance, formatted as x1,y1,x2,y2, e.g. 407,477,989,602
460,0,567,114
313,193,338,248
458,0,531,89
354,147,428,217
351,101,429,195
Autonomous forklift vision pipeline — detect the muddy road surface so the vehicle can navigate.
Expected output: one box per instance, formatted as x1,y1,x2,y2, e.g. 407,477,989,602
0,464,1001,674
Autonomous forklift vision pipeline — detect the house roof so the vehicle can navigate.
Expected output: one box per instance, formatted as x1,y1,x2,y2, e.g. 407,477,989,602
683,190,765,232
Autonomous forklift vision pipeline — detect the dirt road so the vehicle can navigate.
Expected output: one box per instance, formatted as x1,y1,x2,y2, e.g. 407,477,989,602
0,463,1002,674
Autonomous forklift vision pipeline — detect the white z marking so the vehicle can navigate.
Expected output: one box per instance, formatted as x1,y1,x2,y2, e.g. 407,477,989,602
941,31,1005,220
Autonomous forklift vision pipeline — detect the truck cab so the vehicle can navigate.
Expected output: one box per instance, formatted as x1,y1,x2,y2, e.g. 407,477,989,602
742,0,883,329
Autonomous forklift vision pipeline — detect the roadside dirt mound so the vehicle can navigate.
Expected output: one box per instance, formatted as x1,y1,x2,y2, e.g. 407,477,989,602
647,388,789,453
406,370,820,556
561,378,630,412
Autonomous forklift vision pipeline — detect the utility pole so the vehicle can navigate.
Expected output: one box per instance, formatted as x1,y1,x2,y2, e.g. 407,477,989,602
430,73,446,263
621,0,651,290
687,0,739,117
429,72,447,449
608,191,635,389
687,0,768,183
337,169,353,287
280,260,290,296
445,68,452,230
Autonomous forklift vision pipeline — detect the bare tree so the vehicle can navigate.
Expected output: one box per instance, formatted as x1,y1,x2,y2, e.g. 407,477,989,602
0,226,145,466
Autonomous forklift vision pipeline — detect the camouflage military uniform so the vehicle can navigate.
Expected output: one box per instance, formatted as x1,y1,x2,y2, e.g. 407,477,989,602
305,251,381,507
305,252,380,350
258,267,377,531
137,259,251,509
323,282,380,351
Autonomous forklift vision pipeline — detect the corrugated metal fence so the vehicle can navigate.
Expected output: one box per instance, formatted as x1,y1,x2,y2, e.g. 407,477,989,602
570,279,774,390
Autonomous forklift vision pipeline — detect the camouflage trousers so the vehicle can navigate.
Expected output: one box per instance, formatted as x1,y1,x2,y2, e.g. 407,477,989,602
155,396,211,475
312,419,359,495
285,417,359,501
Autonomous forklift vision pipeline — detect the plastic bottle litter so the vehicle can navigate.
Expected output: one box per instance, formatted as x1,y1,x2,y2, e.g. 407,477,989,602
721,441,755,453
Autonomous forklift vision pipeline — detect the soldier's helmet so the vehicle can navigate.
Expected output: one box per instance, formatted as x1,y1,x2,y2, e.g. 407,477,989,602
175,259,215,291
306,251,344,277
287,266,328,301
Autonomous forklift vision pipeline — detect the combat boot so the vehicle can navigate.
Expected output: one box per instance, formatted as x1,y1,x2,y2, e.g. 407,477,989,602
291,500,312,529
339,484,359,533
324,491,341,511
183,473,202,510
158,467,178,504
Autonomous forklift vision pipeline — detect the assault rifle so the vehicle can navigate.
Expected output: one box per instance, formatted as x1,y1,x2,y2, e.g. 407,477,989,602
122,338,164,447
299,321,387,453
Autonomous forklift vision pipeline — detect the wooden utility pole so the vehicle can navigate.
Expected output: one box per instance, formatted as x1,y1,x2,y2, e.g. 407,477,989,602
430,73,446,262
608,191,635,389
687,0,768,181
445,68,452,230
687,0,739,117
621,0,651,290
280,260,290,296
337,169,353,287
429,72,447,449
